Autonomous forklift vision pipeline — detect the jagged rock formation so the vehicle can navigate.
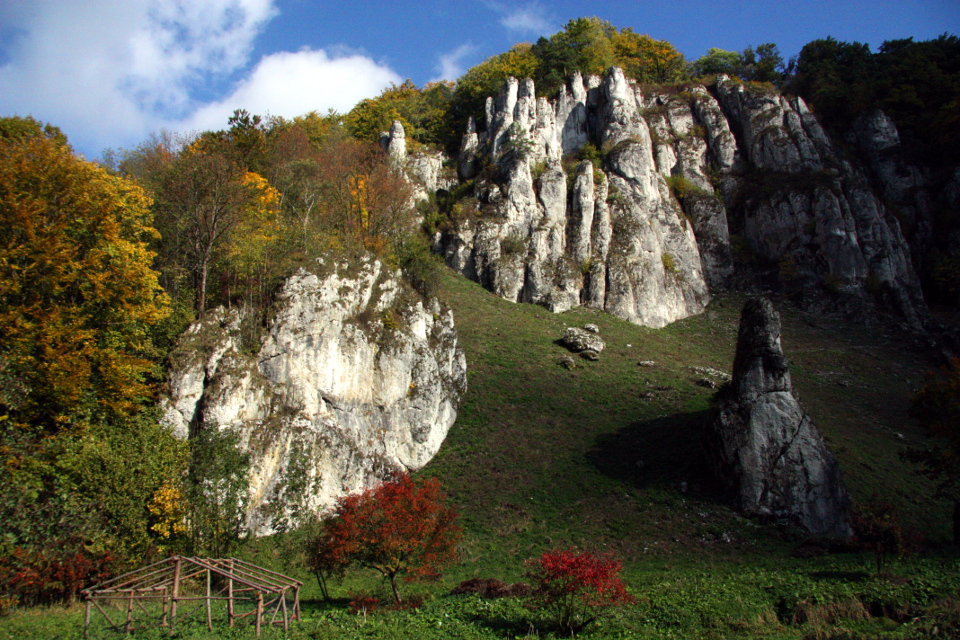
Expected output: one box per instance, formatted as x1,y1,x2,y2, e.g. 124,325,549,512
438,69,927,327
703,298,851,536
382,120,456,203
160,254,467,535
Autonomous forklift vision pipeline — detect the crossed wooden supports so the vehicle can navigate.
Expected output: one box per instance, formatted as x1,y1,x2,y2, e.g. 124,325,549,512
81,556,302,637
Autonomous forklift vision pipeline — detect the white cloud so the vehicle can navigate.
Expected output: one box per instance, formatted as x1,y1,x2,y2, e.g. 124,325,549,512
184,48,403,132
429,44,477,83
495,2,554,35
0,0,401,157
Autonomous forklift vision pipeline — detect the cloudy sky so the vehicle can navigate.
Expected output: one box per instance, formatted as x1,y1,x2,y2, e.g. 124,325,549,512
1,0,956,159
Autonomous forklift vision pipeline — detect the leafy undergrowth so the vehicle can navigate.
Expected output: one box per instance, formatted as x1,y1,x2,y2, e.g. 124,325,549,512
3,268,958,639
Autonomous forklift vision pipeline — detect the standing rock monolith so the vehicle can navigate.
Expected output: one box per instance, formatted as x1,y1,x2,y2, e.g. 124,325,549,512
703,298,851,536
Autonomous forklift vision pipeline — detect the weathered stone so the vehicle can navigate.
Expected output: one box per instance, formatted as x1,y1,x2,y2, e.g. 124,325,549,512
160,255,467,535
703,298,852,536
559,327,605,353
440,69,928,328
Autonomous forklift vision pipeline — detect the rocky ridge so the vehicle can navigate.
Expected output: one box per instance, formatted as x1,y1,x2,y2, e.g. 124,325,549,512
160,255,467,535
433,69,926,328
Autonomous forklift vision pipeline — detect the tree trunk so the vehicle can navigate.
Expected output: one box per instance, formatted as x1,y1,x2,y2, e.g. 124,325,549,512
953,500,960,545
388,573,402,605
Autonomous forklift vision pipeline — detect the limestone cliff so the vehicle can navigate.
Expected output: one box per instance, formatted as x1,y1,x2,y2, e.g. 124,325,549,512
160,254,467,535
436,69,926,327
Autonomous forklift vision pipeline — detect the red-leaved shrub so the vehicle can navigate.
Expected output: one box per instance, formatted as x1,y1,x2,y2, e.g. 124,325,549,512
526,548,635,636
0,541,112,606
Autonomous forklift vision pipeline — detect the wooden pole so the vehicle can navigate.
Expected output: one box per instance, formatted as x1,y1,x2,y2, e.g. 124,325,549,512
205,566,213,631
228,558,235,628
84,597,92,639
255,591,263,638
170,556,181,637
160,586,168,627
293,585,301,622
281,588,289,632
126,591,134,633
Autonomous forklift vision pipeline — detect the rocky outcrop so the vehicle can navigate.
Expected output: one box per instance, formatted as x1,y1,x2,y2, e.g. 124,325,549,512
160,254,467,535
438,69,928,327
703,298,851,536
441,70,710,328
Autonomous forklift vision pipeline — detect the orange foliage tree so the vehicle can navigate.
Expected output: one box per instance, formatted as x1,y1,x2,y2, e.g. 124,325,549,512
307,474,461,604
0,117,169,433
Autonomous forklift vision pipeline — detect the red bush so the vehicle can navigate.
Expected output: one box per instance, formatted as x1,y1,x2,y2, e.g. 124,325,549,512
0,540,112,606
526,548,635,636
310,473,461,604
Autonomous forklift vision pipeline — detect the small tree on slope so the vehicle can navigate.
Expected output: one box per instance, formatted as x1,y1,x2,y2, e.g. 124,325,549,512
526,548,635,637
308,473,461,604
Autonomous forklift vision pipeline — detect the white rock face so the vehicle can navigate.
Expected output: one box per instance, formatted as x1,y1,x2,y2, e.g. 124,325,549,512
160,255,467,535
440,69,710,329
440,69,927,326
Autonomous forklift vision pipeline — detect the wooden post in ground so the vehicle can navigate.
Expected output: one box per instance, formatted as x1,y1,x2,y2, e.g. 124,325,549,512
160,586,168,627
255,591,263,637
84,597,92,638
227,558,235,627
170,556,181,637
293,585,301,622
125,590,135,633
205,565,213,631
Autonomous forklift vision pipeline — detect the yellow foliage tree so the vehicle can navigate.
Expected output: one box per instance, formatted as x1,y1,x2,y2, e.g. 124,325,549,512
228,171,282,282
0,118,169,433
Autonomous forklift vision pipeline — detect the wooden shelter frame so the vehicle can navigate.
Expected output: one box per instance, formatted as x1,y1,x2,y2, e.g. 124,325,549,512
80,555,301,637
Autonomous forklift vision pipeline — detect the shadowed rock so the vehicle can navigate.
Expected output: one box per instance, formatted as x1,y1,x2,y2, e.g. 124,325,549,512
704,298,852,536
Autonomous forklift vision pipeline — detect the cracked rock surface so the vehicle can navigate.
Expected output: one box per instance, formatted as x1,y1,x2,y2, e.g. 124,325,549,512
160,254,467,535
703,297,851,536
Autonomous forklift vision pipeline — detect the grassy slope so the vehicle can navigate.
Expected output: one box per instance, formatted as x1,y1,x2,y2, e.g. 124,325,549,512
3,267,957,639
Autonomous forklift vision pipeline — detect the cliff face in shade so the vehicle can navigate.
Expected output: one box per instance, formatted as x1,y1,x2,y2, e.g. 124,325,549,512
437,70,926,327
703,298,852,536
160,254,467,535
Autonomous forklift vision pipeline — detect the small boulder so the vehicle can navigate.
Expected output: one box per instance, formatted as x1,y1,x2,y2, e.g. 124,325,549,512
580,349,600,361
559,327,605,353
558,355,576,369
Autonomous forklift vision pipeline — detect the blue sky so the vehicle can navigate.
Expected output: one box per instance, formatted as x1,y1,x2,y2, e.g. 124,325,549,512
1,0,956,159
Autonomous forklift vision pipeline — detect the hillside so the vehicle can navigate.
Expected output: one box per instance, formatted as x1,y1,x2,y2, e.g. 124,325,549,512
6,268,958,639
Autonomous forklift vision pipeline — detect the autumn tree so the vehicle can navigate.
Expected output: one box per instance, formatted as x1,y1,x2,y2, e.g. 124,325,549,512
0,117,182,602
0,117,169,432
611,28,688,84
153,144,256,314
309,474,461,604
525,549,635,637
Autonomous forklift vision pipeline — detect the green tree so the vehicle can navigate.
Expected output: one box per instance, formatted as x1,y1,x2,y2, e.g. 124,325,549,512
345,80,456,149
906,358,960,543
183,427,251,558
690,47,742,78
533,17,617,93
